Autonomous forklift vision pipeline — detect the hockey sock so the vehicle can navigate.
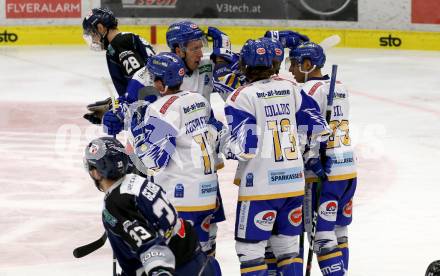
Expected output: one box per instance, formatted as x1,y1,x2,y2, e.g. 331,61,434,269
338,241,349,271
317,249,345,276
240,259,268,276
276,255,303,276
264,248,277,276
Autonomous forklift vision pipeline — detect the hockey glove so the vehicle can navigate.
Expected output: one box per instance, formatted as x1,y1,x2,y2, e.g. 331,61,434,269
102,102,125,136
264,30,309,49
207,26,234,63
305,156,332,180
83,97,112,125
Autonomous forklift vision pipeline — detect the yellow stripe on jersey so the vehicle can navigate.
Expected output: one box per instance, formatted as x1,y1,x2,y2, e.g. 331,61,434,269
240,264,268,274
175,203,216,212
306,177,320,184
317,251,343,262
226,74,237,87
277,258,303,267
338,243,348,249
328,172,357,181
238,190,304,201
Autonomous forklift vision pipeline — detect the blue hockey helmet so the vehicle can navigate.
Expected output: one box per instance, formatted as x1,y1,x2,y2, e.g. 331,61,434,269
240,39,274,68
289,41,326,68
82,8,118,35
84,137,129,181
147,52,185,87
260,37,284,63
166,21,205,51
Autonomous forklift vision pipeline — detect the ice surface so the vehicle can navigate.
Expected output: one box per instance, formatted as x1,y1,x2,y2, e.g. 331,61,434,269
1,45,439,275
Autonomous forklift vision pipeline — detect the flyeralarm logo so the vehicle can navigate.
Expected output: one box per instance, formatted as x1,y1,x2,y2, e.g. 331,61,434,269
6,0,81,18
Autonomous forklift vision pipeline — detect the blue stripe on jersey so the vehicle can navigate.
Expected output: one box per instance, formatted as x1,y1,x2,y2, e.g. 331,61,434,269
224,105,258,155
295,90,329,137
142,116,178,169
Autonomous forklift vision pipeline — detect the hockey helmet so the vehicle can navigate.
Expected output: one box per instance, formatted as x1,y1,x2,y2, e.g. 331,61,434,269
240,39,274,68
83,137,129,180
82,8,118,35
289,41,326,68
166,21,205,51
147,52,185,88
260,37,285,63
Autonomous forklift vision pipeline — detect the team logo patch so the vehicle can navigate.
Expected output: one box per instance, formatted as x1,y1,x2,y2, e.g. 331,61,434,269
256,47,266,55
254,210,277,231
89,143,99,155
288,207,302,226
343,199,353,217
190,23,198,29
201,215,212,232
318,200,337,221
245,173,254,187
275,48,283,56
178,68,185,76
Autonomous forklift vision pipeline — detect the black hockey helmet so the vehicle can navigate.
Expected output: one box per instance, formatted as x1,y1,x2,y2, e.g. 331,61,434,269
426,260,440,276
83,137,129,180
82,8,118,35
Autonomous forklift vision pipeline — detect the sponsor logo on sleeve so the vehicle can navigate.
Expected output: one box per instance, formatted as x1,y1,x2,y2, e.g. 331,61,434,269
103,209,118,227
254,210,277,231
174,183,184,198
318,201,337,221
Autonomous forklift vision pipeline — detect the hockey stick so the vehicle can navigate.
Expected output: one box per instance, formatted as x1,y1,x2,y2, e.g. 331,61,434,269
73,232,107,258
319,35,341,51
305,64,338,276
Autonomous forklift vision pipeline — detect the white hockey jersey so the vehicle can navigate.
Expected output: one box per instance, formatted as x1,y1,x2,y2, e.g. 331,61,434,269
224,77,330,201
301,76,357,182
181,54,214,102
138,91,218,212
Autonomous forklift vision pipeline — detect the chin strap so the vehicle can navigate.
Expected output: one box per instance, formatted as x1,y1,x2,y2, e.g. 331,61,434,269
299,64,316,82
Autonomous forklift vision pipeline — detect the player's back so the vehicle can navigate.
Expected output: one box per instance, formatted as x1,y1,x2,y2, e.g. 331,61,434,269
301,76,356,182
226,77,306,201
143,91,218,211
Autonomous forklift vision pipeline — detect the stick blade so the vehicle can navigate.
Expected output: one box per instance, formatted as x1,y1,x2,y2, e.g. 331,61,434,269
319,34,341,50
73,232,107,258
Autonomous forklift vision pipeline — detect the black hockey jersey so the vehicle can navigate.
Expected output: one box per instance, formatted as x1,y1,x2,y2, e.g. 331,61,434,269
106,32,155,96
103,174,199,276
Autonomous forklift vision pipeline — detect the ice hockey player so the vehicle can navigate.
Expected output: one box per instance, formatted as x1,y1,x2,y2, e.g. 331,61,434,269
289,41,357,276
83,136,217,276
128,53,222,273
82,8,155,124
222,39,330,276
165,21,227,256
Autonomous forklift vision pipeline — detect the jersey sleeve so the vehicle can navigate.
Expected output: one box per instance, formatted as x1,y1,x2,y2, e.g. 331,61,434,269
104,188,175,275
294,89,331,159
223,87,258,160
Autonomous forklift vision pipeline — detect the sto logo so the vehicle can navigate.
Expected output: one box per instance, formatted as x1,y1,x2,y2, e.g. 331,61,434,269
319,200,337,222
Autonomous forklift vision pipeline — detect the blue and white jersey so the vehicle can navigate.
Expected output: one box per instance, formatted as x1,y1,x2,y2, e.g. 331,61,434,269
224,76,330,201
181,54,214,102
137,91,219,212
300,76,357,182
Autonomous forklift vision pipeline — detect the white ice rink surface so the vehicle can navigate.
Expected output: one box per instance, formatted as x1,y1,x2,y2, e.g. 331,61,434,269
0,45,440,276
